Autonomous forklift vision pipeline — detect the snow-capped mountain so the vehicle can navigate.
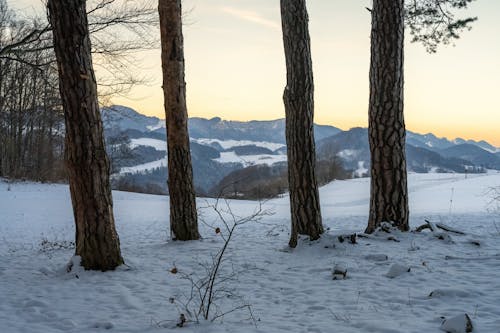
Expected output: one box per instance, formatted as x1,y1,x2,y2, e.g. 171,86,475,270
101,105,341,144
316,127,498,174
407,131,499,153
101,105,163,134
439,144,500,169
101,105,499,195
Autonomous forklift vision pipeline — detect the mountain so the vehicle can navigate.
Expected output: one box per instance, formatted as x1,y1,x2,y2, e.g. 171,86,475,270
101,105,342,194
406,132,455,150
439,144,500,169
405,145,476,173
101,106,341,144
188,117,341,144
317,128,490,174
316,127,369,176
452,138,499,153
102,105,497,195
101,105,163,134
406,131,499,153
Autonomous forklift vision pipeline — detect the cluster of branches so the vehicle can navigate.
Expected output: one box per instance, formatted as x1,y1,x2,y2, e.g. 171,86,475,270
0,0,64,180
405,0,477,53
0,0,159,180
168,200,270,325
0,0,159,97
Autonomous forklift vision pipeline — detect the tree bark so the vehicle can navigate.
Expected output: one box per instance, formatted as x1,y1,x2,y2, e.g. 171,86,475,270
366,0,409,233
48,0,123,270
280,0,323,248
159,0,199,241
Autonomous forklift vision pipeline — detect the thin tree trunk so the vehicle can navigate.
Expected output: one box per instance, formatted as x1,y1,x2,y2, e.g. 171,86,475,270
280,0,323,248
48,0,123,270
366,0,409,233
158,0,199,241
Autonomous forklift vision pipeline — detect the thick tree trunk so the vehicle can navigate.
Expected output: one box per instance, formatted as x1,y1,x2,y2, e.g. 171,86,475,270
48,0,123,270
280,0,323,248
158,0,199,241
366,0,409,233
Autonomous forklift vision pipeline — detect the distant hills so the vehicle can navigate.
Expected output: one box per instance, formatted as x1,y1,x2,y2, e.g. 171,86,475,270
101,105,499,195
101,105,341,143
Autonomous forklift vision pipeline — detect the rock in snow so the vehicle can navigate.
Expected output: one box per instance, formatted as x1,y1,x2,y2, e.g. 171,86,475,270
385,263,410,278
332,264,347,280
440,313,473,333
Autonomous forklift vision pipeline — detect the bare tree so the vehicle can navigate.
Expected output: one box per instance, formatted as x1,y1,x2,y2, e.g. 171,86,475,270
159,0,200,241
280,0,323,247
0,0,159,181
0,0,65,181
0,0,158,97
48,0,123,270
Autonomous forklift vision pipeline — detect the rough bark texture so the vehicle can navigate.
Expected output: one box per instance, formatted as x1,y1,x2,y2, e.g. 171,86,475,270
366,0,409,233
280,0,323,248
48,0,123,270
159,0,199,241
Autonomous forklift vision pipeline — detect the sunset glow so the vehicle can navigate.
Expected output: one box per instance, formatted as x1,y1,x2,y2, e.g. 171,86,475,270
11,0,500,145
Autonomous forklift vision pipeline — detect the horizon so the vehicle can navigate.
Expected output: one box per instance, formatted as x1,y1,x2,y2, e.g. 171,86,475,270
9,0,500,146
108,104,499,147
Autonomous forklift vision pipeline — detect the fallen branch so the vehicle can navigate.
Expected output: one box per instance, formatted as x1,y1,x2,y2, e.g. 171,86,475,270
415,220,465,235
434,222,466,235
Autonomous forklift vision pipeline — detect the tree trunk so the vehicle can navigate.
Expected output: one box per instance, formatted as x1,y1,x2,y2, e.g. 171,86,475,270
47,0,123,270
280,0,323,248
158,0,199,241
366,0,409,233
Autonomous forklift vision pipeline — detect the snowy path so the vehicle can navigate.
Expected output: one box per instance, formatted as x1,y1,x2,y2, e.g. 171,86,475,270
1,173,500,332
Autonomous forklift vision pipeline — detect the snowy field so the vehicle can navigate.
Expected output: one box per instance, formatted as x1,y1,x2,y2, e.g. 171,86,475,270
130,138,167,151
213,151,288,167
120,137,287,175
1,172,500,332
192,138,285,151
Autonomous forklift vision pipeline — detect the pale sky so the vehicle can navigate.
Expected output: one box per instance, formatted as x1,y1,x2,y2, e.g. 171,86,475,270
9,0,500,146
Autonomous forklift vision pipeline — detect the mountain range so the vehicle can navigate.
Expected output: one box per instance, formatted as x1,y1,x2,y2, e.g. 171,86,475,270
101,105,499,195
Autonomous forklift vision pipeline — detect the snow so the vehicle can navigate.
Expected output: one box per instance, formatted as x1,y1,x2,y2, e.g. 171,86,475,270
1,173,500,332
354,161,368,177
193,138,285,151
146,120,165,132
337,149,358,160
125,137,287,172
214,151,287,167
440,313,473,333
129,137,285,154
129,138,167,151
385,263,411,278
120,158,166,174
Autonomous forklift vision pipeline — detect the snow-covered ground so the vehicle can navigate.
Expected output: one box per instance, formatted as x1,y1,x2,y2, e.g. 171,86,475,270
121,137,286,175
214,151,288,167
1,172,500,332
120,158,166,174
192,138,285,151
130,138,167,151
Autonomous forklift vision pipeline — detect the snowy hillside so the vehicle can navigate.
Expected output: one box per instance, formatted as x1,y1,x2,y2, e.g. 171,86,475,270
99,105,500,196
1,173,500,332
103,106,500,191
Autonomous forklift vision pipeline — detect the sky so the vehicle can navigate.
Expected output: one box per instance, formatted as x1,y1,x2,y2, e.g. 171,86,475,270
8,0,500,146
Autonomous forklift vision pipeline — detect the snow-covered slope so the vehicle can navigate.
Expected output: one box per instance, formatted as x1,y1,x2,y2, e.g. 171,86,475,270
101,105,163,134
102,106,500,188
192,138,285,152
1,173,500,332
